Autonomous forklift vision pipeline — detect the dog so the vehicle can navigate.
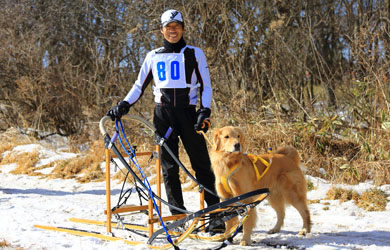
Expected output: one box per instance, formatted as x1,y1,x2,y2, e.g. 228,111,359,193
209,126,311,246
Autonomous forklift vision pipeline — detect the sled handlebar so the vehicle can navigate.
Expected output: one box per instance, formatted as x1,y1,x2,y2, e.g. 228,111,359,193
99,116,111,136
99,115,156,137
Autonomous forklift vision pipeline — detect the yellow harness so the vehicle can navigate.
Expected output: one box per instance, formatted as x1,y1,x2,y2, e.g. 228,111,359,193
221,154,272,195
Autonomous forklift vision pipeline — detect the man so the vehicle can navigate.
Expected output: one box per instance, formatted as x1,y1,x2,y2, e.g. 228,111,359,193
107,9,220,218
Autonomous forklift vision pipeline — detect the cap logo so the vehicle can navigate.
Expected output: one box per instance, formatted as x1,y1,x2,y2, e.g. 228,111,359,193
170,11,179,20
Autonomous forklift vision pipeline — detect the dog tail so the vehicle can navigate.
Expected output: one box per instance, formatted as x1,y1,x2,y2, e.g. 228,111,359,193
276,146,300,165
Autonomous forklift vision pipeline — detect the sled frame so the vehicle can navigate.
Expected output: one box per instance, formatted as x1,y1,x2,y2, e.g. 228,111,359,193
101,115,206,238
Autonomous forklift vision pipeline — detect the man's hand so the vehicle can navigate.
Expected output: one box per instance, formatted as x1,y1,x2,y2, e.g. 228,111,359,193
194,108,211,133
106,101,130,121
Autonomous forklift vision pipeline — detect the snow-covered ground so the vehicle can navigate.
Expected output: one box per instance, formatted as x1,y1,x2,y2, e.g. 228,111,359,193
1,138,390,250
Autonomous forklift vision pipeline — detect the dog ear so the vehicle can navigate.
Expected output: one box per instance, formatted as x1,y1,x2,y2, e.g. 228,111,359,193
237,127,246,152
212,129,221,151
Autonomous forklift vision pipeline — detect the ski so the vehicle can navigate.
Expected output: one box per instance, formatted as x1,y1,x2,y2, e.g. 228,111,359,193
34,224,144,246
35,218,199,250
69,216,241,242
35,188,269,249
148,188,269,244
35,188,268,249
68,217,181,235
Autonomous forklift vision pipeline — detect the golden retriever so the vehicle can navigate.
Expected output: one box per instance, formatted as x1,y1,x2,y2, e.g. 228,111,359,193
210,126,311,246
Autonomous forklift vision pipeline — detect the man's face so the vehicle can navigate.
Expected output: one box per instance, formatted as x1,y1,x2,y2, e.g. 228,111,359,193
161,22,184,44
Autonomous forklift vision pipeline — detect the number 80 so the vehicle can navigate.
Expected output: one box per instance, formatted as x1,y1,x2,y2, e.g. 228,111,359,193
156,61,180,81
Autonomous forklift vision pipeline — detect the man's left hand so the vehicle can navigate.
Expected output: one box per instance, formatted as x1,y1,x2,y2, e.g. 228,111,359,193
194,108,211,133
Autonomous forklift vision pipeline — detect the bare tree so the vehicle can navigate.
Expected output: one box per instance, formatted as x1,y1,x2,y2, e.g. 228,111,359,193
0,0,388,134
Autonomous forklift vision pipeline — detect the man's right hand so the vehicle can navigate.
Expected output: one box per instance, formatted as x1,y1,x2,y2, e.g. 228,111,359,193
106,101,130,121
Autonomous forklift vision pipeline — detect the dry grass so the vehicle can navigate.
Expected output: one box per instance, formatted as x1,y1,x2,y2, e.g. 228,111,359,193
112,170,128,182
72,107,389,187
0,129,105,182
108,148,160,185
208,101,390,186
0,239,22,250
0,239,10,247
1,100,390,188
356,188,388,211
0,144,14,162
307,199,321,204
0,128,36,162
326,186,388,211
1,150,42,176
306,179,315,191
326,186,359,203
0,128,42,176
48,140,105,182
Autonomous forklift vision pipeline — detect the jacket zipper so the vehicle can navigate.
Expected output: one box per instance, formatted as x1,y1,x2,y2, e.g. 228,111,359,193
174,88,176,107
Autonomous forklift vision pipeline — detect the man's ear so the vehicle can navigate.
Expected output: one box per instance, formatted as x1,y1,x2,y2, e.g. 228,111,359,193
212,129,220,151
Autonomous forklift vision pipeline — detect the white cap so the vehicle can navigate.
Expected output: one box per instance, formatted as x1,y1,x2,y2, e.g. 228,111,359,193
161,9,184,27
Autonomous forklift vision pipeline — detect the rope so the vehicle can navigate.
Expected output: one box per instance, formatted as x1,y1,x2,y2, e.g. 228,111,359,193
116,120,179,249
110,158,148,210
108,134,190,214
197,130,214,148
160,141,219,199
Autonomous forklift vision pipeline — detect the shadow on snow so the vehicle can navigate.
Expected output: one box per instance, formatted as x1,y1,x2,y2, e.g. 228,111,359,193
252,229,390,248
1,188,122,196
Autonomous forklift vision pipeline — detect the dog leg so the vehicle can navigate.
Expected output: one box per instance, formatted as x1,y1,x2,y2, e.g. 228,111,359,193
267,194,285,234
225,216,238,239
291,200,311,235
240,208,257,246
284,181,311,235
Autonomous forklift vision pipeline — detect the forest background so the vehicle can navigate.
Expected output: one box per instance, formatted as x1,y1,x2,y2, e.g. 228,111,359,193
0,0,389,186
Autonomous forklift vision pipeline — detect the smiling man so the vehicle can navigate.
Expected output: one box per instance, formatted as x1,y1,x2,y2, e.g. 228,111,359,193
107,9,221,227
161,11,183,44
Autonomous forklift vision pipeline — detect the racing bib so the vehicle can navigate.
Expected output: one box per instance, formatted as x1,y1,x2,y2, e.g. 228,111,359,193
151,53,186,88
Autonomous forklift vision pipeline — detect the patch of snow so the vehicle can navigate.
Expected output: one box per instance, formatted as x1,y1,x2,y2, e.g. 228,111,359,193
1,139,390,250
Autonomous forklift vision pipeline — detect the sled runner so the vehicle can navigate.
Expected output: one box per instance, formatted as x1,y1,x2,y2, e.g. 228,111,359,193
34,115,269,249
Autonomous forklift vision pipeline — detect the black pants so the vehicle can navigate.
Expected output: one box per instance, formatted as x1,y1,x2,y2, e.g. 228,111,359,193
153,104,219,214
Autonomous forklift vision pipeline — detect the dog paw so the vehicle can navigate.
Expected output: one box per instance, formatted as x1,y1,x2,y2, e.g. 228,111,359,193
240,240,251,246
267,228,280,234
298,228,307,236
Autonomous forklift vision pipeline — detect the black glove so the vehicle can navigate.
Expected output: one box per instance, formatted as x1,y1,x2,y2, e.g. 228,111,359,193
106,101,130,121
194,108,211,133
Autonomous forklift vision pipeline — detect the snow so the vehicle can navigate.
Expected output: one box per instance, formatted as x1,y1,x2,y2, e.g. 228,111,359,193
1,140,390,250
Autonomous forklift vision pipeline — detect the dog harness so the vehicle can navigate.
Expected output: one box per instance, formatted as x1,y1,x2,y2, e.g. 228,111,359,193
221,154,272,195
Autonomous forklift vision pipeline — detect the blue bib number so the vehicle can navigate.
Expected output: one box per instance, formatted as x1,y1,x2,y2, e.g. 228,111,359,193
157,62,167,81
156,61,180,81
171,61,180,80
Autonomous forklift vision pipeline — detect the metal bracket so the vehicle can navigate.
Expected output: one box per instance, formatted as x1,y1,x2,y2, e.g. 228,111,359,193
153,151,159,159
